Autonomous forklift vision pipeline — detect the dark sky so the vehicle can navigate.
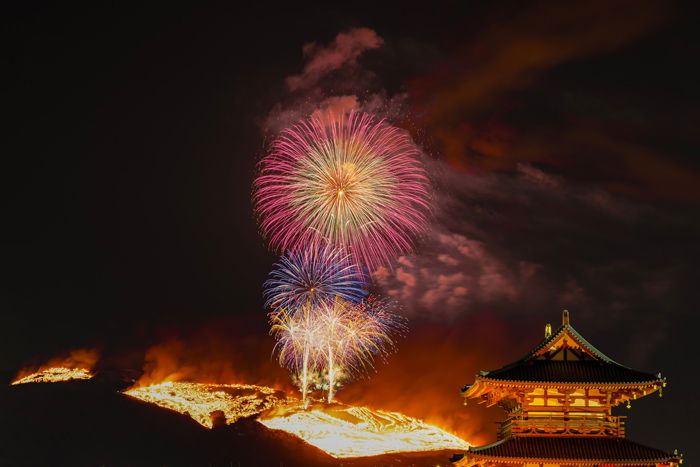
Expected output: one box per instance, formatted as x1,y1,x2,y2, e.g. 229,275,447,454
3,1,699,462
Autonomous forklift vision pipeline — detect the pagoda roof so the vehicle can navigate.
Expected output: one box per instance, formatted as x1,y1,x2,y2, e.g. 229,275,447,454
461,437,681,465
481,357,660,385
466,311,662,387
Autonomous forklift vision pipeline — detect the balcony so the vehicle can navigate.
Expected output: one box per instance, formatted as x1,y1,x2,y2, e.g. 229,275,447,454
498,414,626,439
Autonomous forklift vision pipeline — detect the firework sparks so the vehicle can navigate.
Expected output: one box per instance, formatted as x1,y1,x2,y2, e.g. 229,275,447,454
254,111,430,271
270,297,403,403
269,304,325,403
348,295,406,367
320,296,404,403
264,243,367,311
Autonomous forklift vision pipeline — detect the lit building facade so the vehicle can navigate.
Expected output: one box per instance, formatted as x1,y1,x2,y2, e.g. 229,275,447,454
452,310,682,466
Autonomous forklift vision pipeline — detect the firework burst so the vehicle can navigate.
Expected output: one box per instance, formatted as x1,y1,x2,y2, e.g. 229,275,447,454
264,243,368,311
254,111,430,271
350,295,406,366
270,296,404,403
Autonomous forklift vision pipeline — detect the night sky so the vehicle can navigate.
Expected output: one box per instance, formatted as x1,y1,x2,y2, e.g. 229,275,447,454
4,1,699,462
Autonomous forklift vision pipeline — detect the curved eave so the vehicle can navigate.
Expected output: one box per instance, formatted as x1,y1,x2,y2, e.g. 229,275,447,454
455,438,682,467
461,452,681,466
462,376,664,398
476,376,664,388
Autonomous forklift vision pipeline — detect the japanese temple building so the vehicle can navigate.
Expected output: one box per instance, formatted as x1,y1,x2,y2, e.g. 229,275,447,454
452,310,682,466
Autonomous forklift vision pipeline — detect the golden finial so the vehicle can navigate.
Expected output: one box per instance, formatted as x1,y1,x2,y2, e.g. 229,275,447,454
626,400,631,409
545,323,552,338
562,309,570,326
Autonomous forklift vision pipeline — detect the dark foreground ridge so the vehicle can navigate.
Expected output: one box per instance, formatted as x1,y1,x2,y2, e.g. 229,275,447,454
1,378,461,466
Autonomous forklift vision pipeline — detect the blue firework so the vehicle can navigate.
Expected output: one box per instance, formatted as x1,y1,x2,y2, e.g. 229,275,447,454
264,243,368,311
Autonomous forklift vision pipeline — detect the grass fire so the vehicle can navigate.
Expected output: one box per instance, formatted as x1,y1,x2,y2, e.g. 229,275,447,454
259,404,469,458
125,381,287,428
124,380,470,458
11,349,98,385
11,367,94,385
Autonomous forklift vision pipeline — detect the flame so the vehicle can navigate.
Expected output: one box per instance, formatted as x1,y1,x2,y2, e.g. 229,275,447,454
339,316,515,446
11,367,93,385
124,380,469,458
11,349,99,385
9,318,499,457
124,381,288,428
259,404,470,458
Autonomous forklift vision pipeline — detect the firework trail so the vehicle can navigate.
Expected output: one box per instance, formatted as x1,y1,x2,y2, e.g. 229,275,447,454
318,297,404,403
254,111,430,272
328,296,405,402
264,243,368,311
269,304,324,403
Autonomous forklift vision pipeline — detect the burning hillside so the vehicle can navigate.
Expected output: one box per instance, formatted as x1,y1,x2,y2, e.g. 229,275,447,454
11,367,94,385
125,381,288,428
7,328,492,461
124,380,469,458
11,349,98,385
260,404,470,458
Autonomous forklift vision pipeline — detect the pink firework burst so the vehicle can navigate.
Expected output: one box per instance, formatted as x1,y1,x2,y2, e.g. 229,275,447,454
254,111,430,271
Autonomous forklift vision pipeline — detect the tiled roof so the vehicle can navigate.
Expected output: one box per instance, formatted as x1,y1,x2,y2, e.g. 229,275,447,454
469,437,679,462
473,322,662,386
483,360,659,384
527,323,615,363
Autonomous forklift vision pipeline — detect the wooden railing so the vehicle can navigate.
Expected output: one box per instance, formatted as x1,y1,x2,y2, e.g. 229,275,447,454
498,414,626,439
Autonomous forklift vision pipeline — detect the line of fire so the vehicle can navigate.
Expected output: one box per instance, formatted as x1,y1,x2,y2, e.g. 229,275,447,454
451,310,683,466
8,309,683,465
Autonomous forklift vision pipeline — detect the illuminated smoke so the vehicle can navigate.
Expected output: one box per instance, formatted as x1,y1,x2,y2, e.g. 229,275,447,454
285,27,383,91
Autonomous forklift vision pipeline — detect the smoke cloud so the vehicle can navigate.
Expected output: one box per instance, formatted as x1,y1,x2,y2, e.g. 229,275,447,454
412,0,669,130
404,0,698,201
261,27,410,135
252,14,696,436
285,27,383,91
258,16,692,363
132,320,290,390
370,156,695,369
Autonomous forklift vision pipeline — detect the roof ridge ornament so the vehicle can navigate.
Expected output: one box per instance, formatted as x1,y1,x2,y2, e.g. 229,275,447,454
544,323,552,338
562,309,570,326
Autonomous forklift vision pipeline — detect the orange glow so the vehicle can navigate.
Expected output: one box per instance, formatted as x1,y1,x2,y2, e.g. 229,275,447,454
15,319,505,457
124,316,511,448
338,316,517,446
11,367,93,385
11,349,98,385
124,380,470,458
